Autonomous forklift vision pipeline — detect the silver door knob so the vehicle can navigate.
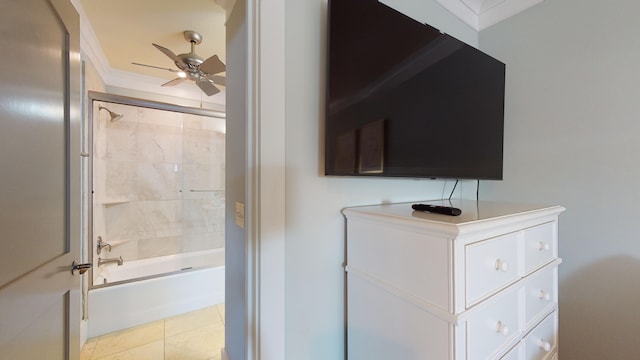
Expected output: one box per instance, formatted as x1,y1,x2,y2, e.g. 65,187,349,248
71,261,92,275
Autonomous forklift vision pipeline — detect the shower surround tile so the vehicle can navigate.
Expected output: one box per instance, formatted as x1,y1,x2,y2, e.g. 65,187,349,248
183,163,224,194
104,202,139,242
93,101,225,283
105,160,138,202
137,200,183,239
182,231,224,253
138,236,183,259
184,112,226,133
138,106,183,127
137,162,182,201
103,239,138,263
183,128,224,165
182,191,225,252
137,122,182,164
109,103,140,123
105,120,137,161
183,198,224,235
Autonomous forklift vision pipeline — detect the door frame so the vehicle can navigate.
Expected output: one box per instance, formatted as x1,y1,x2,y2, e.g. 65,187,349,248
244,0,286,359
72,0,287,357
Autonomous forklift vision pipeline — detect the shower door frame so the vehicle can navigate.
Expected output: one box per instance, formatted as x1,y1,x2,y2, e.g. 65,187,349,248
86,91,226,290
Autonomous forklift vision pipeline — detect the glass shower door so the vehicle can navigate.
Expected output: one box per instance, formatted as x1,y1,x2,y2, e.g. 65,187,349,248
90,95,225,287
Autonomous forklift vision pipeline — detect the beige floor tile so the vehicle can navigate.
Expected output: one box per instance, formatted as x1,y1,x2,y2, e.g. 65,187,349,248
80,338,97,360
207,353,222,360
90,320,164,359
216,303,225,325
165,306,222,338
165,323,225,360
80,304,226,359
93,340,164,360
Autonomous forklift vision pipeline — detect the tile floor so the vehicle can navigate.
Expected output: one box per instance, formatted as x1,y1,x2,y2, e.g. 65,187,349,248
80,304,225,360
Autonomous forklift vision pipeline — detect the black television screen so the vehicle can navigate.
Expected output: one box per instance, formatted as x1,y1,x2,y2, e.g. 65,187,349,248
325,0,505,180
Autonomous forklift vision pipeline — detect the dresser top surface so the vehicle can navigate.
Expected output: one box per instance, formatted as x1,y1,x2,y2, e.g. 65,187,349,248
343,200,565,226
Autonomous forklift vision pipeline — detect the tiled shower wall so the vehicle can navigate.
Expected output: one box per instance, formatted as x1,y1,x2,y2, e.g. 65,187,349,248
92,102,225,274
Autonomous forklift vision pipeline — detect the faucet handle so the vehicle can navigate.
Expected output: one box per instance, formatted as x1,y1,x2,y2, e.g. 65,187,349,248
97,236,112,255
98,256,124,267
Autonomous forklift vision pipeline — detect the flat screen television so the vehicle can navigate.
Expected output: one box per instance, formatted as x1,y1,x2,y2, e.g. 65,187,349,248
325,0,505,180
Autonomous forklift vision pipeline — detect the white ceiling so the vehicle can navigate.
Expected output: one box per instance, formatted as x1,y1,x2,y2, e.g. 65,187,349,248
77,0,227,103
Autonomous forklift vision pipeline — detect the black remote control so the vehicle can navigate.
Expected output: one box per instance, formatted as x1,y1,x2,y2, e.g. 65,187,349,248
412,204,462,216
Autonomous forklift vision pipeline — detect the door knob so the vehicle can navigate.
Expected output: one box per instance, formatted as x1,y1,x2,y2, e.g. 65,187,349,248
71,261,92,275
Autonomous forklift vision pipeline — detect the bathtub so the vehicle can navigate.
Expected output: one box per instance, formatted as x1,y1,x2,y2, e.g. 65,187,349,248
87,249,225,338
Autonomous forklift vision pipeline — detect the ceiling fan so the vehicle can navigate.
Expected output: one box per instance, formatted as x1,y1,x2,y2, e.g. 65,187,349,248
133,30,226,96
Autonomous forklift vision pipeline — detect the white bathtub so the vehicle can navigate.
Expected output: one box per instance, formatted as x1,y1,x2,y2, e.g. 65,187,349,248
87,249,225,337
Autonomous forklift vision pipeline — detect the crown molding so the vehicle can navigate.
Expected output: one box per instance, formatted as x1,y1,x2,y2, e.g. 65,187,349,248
215,0,237,21
436,0,544,30
71,0,111,79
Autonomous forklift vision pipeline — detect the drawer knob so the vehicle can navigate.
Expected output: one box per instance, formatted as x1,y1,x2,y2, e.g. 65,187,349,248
495,259,509,272
496,321,509,336
538,290,551,301
538,242,551,251
537,339,552,352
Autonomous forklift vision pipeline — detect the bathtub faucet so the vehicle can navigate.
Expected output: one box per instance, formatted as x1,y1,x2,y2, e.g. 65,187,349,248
98,256,124,266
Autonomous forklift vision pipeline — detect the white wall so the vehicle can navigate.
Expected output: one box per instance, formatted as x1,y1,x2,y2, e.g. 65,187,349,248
283,1,477,358
479,1,640,358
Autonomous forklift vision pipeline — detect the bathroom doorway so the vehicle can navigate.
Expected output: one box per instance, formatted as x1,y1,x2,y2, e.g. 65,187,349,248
85,91,226,337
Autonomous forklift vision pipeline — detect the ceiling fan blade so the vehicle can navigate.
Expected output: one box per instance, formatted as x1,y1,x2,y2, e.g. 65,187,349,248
132,62,180,73
161,77,187,87
206,75,226,86
152,43,186,67
200,55,226,75
197,79,221,96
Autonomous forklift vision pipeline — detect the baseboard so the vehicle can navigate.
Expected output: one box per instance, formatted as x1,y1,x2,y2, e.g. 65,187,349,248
221,347,230,360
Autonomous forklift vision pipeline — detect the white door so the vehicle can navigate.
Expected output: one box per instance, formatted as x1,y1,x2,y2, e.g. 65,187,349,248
0,0,82,358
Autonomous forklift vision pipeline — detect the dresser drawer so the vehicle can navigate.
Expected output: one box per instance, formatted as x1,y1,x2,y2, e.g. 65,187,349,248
524,311,557,360
524,266,557,327
466,288,521,360
466,232,520,306
523,222,556,274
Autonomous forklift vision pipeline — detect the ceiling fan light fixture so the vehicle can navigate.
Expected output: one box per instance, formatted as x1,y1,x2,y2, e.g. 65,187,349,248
138,31,226,96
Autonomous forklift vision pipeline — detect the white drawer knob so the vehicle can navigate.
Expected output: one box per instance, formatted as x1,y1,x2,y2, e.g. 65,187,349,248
537,339,552,352
538,242,550,251
496,321,509,336
538,290,551,301
495,259,509,272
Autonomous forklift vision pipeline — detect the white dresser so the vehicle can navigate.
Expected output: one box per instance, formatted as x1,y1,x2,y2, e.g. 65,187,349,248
343,200,565,360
